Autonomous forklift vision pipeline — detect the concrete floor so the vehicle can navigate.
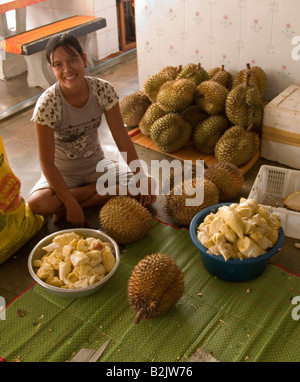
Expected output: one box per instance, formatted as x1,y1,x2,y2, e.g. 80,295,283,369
0,52,300,309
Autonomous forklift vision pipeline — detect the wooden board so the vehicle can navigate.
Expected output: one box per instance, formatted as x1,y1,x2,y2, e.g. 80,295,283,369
261,84,300,170
129,127,260,175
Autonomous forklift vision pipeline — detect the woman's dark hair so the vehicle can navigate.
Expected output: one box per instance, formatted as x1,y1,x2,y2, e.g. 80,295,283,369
45,33,84,65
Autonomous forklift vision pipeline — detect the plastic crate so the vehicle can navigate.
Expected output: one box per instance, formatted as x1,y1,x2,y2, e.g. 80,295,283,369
248,165,300,239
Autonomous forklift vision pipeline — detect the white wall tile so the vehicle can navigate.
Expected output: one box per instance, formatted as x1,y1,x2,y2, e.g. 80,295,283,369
103,0,116,9
159,33,186,68
238,45,270,73
241,5,274,50
185,37,211,69
246,0,275,6
99,5,117,30
185,0,212,43
136,25,160,61
212,1,242,44
271,8,300,52
276,0,299,10
26,7,54,29
210,40,240,74
268,49,300,95
94,0,104,13
158,0,185,36
135,0,159,31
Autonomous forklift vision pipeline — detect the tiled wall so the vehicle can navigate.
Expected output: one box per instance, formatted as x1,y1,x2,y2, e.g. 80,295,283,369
135,0,300,100
26,0,119,61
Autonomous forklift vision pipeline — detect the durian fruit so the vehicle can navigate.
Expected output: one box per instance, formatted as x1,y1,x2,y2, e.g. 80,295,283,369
143,72,174,103
165,177,219,226
120,92,151,127
139,103,167,136
195,80,228,115
232,63,267,99
156,79,196,113
159,64,182,79
208,65,233,89
192,114,230,154
128,253,184,324
283,191,300,212
176,63,209,86
214,125,260,166
225,72,263,129
150,113,192,153
204,162,244,201
181,105,208,130
99,196,153,244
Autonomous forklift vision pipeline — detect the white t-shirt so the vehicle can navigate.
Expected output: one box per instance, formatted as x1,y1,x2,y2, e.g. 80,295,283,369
31,76,119,173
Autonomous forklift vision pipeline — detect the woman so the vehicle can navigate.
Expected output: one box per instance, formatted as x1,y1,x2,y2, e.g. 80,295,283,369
28,33,156,228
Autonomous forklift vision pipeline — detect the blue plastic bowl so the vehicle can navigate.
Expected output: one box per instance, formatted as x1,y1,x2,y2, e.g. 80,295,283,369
189,203,285,282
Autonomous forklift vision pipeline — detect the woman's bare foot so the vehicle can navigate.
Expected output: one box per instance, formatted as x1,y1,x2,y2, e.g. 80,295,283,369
52,212,65,224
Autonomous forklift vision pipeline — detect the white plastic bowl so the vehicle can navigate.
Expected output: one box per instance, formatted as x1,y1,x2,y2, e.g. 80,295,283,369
28,228,120,298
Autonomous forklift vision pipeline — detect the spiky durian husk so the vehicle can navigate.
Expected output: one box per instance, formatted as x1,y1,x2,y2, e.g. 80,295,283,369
181,105,208,130
156,79,196,113
150,113,192,153
192,114,230,154
99,196,153,244
214,125,260,166
128,253,185,323
176,63,209,86
232,63,267,99
195,80,229,115
143,72,174,103
225,75,263,128
139,103,167,136
208,65,233,90
159,65,182,79
165,178,219,226
204,162,244,201
120,92,151,127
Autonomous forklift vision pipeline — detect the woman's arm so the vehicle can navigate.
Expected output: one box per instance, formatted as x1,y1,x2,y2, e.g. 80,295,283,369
35,122,86,226
104,103,156,205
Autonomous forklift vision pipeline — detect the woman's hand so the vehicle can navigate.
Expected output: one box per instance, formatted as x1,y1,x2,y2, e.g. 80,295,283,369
65,199,86,227
137,176,157,206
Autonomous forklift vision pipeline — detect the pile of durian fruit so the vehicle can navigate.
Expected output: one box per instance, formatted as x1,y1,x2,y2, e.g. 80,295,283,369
120,62,266,167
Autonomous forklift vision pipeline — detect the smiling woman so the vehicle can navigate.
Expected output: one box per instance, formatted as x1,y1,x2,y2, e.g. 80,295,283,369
27,33,156,228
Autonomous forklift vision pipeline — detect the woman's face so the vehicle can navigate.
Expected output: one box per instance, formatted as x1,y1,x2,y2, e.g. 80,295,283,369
49,45,87,91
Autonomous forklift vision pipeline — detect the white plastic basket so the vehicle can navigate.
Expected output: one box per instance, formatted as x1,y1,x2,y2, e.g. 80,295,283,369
248,165,300,239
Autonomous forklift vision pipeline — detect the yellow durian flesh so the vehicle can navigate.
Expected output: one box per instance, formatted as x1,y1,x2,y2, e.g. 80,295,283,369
218,206,244,239
196,198,282,261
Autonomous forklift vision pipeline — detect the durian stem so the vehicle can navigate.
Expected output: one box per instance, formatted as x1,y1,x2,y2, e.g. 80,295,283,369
221,64,224,71
247,123,256,132
245,72,251,87
134,307,146,324
246,63,251,70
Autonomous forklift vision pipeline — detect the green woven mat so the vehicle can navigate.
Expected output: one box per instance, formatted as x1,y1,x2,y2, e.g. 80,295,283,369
1,220,300,362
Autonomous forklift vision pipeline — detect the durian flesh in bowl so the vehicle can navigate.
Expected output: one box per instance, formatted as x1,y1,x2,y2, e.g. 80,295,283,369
28,228,120,298
189,202,285,282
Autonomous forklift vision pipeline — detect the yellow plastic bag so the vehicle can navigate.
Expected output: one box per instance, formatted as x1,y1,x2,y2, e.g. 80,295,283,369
0,135,44,264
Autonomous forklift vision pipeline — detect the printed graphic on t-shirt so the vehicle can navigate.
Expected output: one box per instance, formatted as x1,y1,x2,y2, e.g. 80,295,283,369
56,116,101,159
